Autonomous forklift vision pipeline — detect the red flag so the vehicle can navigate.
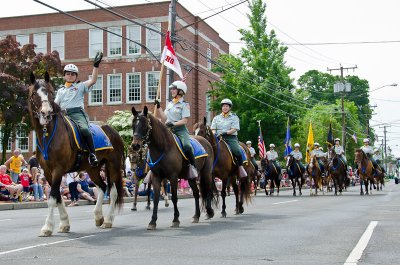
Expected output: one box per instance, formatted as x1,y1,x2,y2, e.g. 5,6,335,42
161,31,183,79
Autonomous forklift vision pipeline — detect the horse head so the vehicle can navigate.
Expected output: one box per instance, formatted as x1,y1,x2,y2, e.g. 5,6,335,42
131,106,152,151
29,72,56,126
286,154,293,168
193,117,207,136
354,148,366,164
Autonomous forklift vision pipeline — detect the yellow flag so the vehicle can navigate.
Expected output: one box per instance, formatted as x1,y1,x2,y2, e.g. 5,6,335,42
306,121,314,163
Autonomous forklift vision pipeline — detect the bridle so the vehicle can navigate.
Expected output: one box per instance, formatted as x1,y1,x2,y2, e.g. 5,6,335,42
133,114,153,145
29,85,55,122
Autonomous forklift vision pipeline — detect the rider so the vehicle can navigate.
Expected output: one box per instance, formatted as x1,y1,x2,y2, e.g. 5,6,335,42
55,52,103,167
266,144,281,176
156,81,198,179
373,149,385,174
246,141,259,171
333,138,348,172
310,142,327,176
360,138,381,176
211,98,247,178
289,143,305,175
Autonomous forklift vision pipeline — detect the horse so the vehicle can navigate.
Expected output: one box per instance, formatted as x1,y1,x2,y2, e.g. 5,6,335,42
372,162,385,191
354,149,376,195
193,118,252,217
327,147,347,195
307,154,323,196
260,158,281,196
131,106,218,229
252,160,262,195
286,154,305,196
28,73,124,237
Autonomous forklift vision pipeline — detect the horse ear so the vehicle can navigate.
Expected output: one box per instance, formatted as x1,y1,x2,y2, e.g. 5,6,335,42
131,106,138,116
30,73,36,84
44,72,50,83
143,106,148,116
203,116,207,125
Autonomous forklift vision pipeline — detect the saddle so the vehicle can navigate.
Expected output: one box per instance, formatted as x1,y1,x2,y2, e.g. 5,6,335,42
172,133,208,160
216,137,248,165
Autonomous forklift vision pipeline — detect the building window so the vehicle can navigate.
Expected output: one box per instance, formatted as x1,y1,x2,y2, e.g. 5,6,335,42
89,29,103,58
146,72,160,102
16,35,29,47
107,27,122,57
33,33,47,54
107,74,122,104
127,25,141,55
146,23,161,54
207,48,212,70
0,129,12,152
88,75,103,106
16,128,29,152
51,32,65,60
126,73,141,103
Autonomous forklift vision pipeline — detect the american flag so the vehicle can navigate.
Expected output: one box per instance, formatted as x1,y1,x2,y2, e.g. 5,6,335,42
258,126,266,159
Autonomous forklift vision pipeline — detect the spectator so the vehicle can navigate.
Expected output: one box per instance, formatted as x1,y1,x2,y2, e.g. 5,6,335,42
0,165,23,202
19,168,31,201
39,174,50,200
5,149,27,183
66,172,79,206
100,167,108,199
77,172,98,200
60,175,70,200
31,167,44,201
138,179,153,199
27,151,40,176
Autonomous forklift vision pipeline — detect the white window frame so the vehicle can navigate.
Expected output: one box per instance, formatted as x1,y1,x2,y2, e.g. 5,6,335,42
207,47,212,70
51,32,65,60
33,33,47,54
126,25,141,55
89,29,103,58
107,74,122,105
146,23,161,54
16,128,29,152
126,73,141,103
88,75,103,106
16,34,29,47
107,27,122,57
146,71,160,102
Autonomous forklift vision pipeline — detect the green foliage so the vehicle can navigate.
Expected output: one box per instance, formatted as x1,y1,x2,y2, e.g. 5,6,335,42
107,110,133,151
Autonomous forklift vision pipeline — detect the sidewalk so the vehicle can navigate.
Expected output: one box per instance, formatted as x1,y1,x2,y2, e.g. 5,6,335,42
0,194,193,211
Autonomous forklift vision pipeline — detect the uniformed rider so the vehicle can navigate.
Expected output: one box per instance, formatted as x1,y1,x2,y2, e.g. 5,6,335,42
246,141,258,171
334,138,348,172
54,52,103,167
310,142,327,175
211,98,247,178
266,144,281,175
156,81,198,179
373,148,385,174
360,139,381,176
289,143,305,174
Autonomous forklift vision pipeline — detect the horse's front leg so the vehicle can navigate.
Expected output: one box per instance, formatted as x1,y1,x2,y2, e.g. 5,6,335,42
94,187,105,226
221,179,227,218
162,179,170,207
291,178,296,196
360,179,364,195
101,183,118,229
169,177,180,228
189,178,201,223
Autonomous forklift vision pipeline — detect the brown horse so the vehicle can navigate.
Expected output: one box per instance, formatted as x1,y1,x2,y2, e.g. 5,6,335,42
286,154,305,196
307,155,323,196
328,147,347,195
28,73,124,237
193,119,251,217
354,149,376,195
260,158,281,196
131,106,217,229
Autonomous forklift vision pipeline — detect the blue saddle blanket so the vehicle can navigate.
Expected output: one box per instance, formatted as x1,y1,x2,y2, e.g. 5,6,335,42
172,134,208,160
64,116,113,151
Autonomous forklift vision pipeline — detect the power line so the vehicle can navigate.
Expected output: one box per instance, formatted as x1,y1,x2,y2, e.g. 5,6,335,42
283,40,400,46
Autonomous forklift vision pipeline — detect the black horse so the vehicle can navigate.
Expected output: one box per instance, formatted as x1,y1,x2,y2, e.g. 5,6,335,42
260,158,281,196
286,154,305,196
131,106,218,229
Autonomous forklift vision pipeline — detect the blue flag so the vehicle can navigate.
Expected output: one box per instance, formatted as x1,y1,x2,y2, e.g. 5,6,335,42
284,117,292,156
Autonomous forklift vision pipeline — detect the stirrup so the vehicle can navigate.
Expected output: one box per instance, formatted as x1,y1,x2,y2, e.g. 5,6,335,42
89,153,98,167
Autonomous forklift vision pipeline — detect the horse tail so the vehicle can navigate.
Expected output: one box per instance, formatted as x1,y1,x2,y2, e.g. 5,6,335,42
241,174,252,205
199,174,219,210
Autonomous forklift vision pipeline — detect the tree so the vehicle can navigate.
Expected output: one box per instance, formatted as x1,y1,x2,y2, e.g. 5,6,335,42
107,110,133,152
211,0,296,150
0,35,62,163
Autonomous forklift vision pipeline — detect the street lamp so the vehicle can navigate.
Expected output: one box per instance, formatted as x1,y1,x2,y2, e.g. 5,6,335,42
369,83,398,93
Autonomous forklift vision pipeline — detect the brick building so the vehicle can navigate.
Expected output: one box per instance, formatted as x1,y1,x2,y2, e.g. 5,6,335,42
0,1,229,159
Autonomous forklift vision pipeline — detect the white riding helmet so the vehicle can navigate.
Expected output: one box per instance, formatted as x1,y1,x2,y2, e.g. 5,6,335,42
319,147,324,151
169,80,187,94
64,64,79,74
221,98,233,107
269,144,275,148
314,142,320,147
246,141,252,145
363,138,369,143
374,148,379,153
335,138,340,142
294,143,300,148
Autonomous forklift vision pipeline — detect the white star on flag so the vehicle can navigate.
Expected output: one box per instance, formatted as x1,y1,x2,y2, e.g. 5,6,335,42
160,31,183,79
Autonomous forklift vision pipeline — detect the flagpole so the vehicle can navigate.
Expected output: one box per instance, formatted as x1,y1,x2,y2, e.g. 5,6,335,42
153,61,165,117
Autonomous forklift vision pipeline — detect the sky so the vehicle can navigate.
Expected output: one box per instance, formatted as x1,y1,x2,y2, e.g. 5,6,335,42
1,0,400,157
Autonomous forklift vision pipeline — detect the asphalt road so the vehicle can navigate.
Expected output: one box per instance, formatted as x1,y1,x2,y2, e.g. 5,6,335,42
0,181,399,265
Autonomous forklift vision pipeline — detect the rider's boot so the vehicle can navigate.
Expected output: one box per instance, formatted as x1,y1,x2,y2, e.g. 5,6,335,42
186,150,198,180
85,133,98,167
238,165,248,179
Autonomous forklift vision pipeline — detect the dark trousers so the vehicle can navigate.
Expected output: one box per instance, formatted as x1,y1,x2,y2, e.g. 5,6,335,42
173,125,195,166
222,135,243,166
67,108,96,154
69,182,79,202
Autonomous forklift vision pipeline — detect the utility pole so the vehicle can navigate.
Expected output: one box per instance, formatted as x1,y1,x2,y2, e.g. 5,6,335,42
328,65,357,153
380,125,391,172
166,0,177,102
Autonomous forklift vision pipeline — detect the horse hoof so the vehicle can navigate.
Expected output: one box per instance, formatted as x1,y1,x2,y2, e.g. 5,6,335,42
192,217,199,223
239,207,244,214
206,210,214,219
171,221,180,228
165,202,169,207
95,217,104,227
299,192,302,196
221,212,227,218
131,207,137,211
101,222,112,229
145,206,151,210
58,225,70,233
39,229,53,237
147,223,156,230
293,193,296,196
